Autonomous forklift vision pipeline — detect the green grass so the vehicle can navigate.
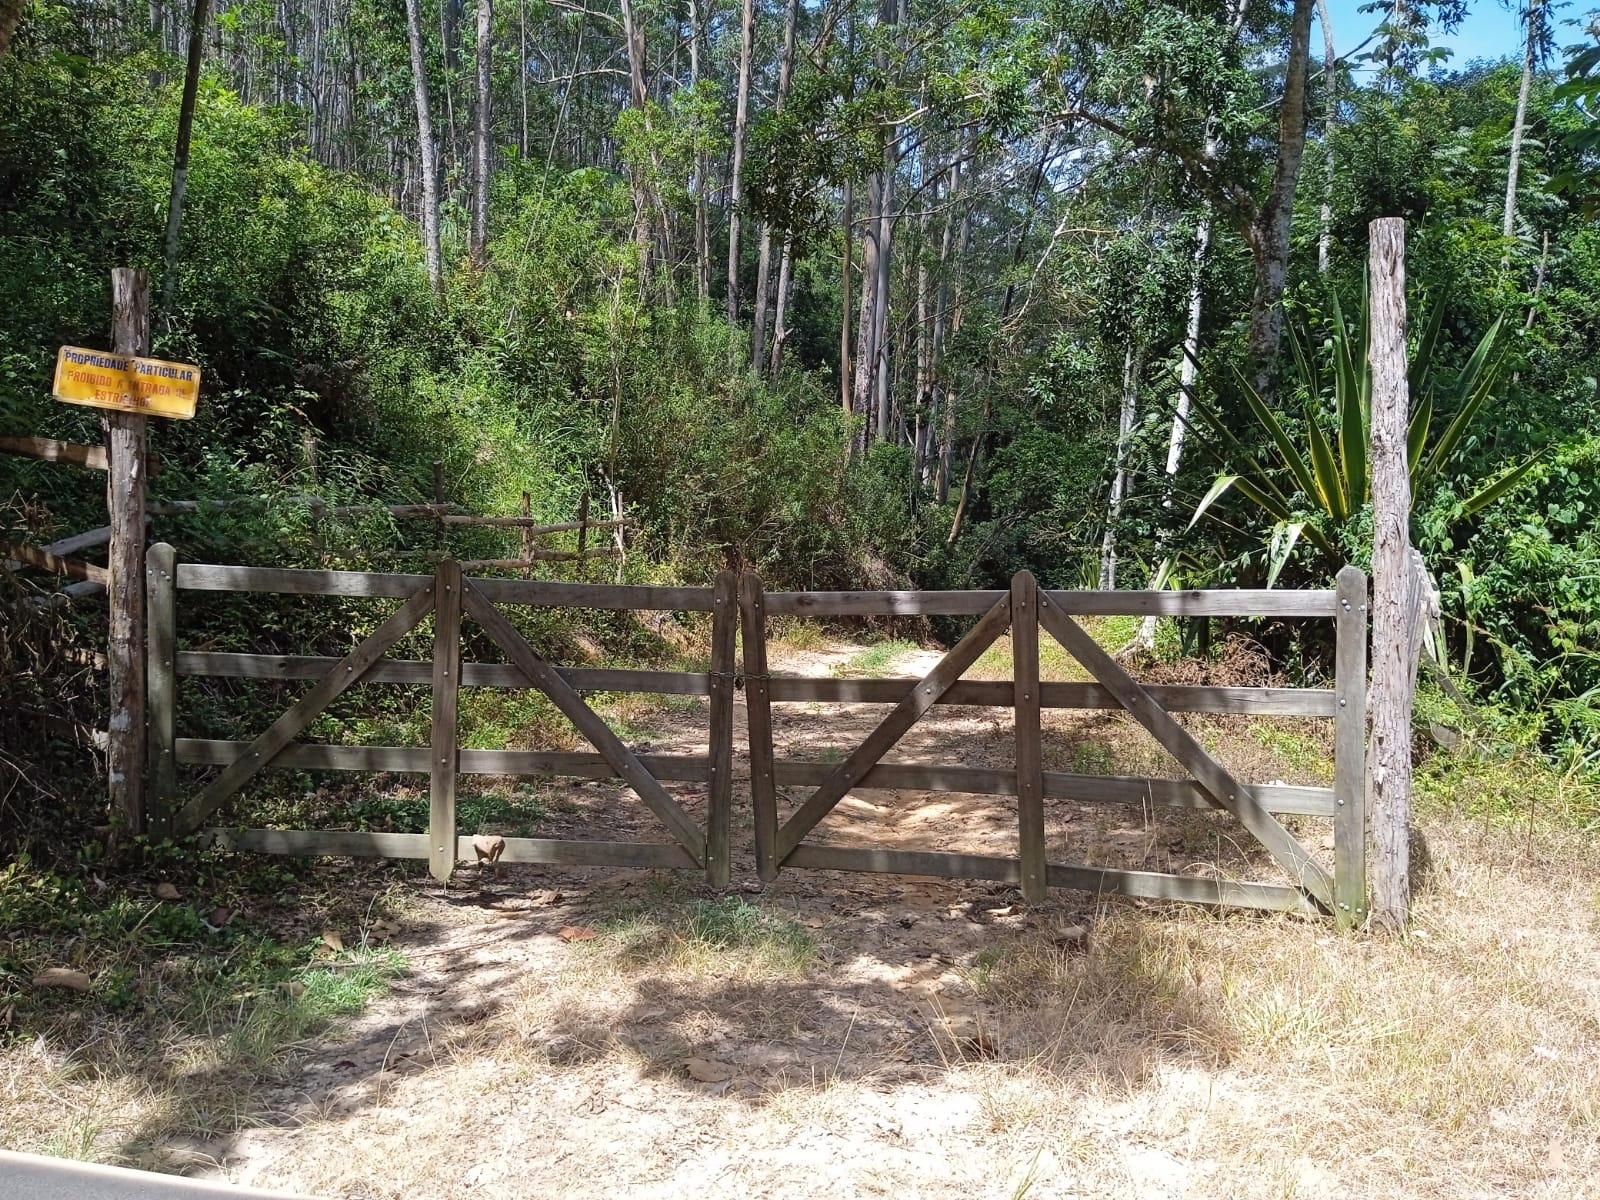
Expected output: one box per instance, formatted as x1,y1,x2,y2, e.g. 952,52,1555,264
587,881,817,978
832,639,921,678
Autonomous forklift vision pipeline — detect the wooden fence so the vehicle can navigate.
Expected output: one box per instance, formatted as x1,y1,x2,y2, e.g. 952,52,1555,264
740,568,1369,926
146,546,739,885
147,546,1369,923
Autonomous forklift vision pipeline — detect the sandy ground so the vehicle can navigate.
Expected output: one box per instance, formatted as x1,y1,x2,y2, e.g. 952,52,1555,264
103,640,1597,1199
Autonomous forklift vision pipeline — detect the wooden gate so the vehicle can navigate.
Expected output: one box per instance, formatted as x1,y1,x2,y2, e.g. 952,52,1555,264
739,568,1368,925
145,545,739,884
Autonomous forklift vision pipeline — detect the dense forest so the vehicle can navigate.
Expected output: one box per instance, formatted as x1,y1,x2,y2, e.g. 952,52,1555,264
3,0,1599,813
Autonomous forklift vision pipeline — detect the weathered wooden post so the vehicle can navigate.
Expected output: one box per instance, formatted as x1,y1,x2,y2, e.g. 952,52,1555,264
107,268,150,834
145,542,179,836
429,558,462,883
1011,570,1046,904
1367,217,1415,928
705,571,738,887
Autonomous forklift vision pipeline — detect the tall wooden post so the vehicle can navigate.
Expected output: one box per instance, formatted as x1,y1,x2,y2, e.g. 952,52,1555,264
429,558,462,883
108,268,151,835
1367,217,1414,929
705,571,738,887
1011,570,1046,904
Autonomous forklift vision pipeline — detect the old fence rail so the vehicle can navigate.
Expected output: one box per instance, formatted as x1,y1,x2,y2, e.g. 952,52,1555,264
147,546,1369,922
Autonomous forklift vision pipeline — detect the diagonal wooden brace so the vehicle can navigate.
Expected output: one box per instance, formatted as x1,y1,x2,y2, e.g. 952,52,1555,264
460,581,707,864
1036,591,1335,907
775,593,1013,862
173,579,437,835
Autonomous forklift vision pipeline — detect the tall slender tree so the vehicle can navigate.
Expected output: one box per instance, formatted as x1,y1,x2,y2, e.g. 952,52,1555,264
404,0,444,294
470,0,492,271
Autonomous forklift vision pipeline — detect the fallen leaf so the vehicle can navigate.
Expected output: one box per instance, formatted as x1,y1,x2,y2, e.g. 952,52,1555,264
208,907,233,928
278,980,306,999
33,968,91,992
684,1056,737,1083
558,925,598,942
154,882,180,901
529,889,564,908
321,929,345,952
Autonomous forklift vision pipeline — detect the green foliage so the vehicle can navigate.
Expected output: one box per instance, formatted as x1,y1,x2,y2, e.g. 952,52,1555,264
1190,291,1536,581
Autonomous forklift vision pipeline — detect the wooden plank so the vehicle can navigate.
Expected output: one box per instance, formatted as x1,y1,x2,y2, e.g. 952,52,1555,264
469,577,717,612
176,740,714,782
1037,592,1334,907
1045,863,1321,914
176,653,713,695
44,527,113,557
145,543,178,835
1011,571,1046,903
764,590,1005,616
0,436,155,473
764,677,1337,716
760,588,1338,618
151,499,458,519
782,846,1318,912
170,580,436,834
429,559,462,883
0,435,109,470
461,580,707,862
704,571,737,887
2,542,109,584
176,563,431,597
456,550,618,569
775,594,1013,862
443,514,633,533
205,828,697,868
1042,589,1339,618
768,758,1337,816
178,740,432,772
740,572,779,882
1334,564,1369,927
107,267,150,836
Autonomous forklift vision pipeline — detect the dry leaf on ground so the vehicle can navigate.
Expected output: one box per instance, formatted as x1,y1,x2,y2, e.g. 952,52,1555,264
32,968,91,992
683,1057,736,1083
558,925,598,942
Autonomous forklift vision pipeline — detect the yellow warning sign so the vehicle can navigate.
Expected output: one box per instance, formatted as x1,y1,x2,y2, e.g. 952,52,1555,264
52,346,201,420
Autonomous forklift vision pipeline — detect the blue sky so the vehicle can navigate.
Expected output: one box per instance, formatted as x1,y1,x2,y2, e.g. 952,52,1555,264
1321,0,1530,72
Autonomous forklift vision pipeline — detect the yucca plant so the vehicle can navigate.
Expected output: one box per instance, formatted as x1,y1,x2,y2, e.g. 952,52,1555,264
1188,295,1540,583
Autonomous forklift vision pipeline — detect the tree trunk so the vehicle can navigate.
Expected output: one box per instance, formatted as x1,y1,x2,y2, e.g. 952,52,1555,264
871,149,895,443
470,0,492,271
1099,345,1141,590
938,153,973,504
619,0,655,280
852,170,881,447
689,0,710,302
727,0,755,326
1503,0,1541,244
518,0,527,157
159,0,214,314
752,0,802,369
769,240,794,378
1317,0,1336,274
1366,217,1414,930
840,178,855,423
1246,0,1316,400
404,0,444,295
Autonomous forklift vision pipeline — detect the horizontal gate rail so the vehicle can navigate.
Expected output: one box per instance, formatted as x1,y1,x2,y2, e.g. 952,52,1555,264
151,547,736,885
761,588,1338,618
742,567,1368,923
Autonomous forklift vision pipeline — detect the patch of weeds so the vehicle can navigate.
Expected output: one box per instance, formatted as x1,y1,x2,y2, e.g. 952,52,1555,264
1071,741,1117,775
1249,722,1335,776
832,640,920,678
970,633,1090,683
1416,744,1600,831
458,688,574,751
588,885,816,978
340,787,548,836
773,619,829,652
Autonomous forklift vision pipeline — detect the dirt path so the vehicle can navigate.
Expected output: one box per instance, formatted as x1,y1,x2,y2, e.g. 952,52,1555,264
154,640,1375,1198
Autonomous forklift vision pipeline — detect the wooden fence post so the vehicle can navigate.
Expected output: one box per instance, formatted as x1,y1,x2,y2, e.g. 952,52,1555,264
429,558,462,883
1367,216,1414,929
739,572,778,882
521,491,533,577
705,571,738,887
107,267,150,835
145,542,178,836
1333,564,1368,927
1012,570,1047,904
